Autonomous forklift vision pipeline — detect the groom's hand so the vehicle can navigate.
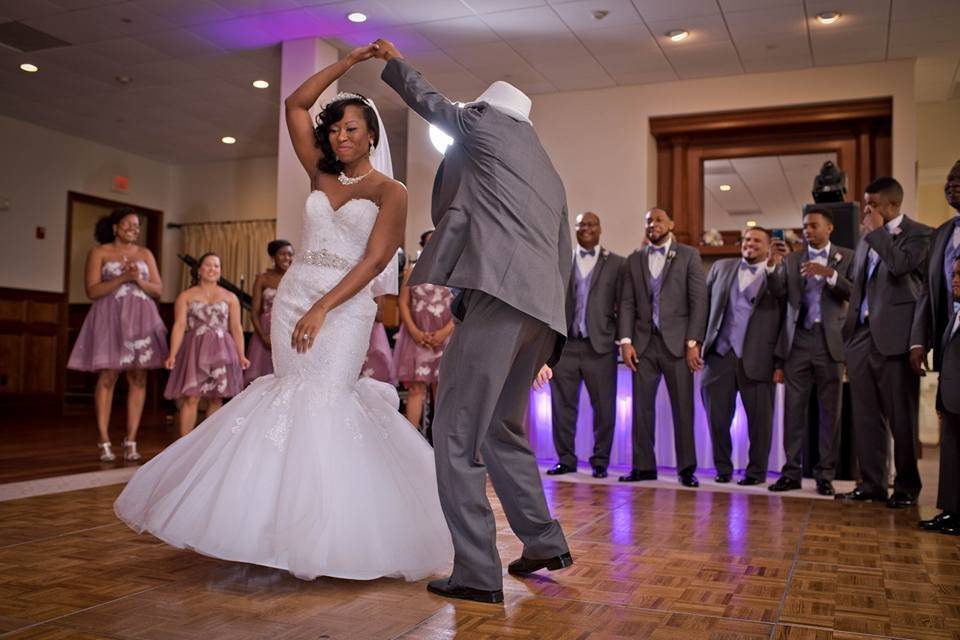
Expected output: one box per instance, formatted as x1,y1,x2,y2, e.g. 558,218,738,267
532,365,552,390
372,38,403,62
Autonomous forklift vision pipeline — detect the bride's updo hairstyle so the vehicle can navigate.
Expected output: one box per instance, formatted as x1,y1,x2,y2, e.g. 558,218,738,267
314,92,380,175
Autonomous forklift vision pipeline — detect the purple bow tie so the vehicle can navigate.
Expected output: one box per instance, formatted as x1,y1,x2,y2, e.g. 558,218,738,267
579,248,596,258
808,248,827,259
650,246,666,255
740,261,759,274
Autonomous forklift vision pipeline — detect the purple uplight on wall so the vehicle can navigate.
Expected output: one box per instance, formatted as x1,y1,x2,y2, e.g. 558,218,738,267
527,365,787,473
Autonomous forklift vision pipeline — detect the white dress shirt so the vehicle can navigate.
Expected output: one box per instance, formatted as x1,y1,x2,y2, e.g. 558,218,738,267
805,242,839,287
575,243,600,277
738,259,771,291
647,236,672,279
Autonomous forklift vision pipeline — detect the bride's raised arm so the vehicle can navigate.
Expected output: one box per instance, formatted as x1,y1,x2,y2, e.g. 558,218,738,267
283,44,379,180
291,182,407,353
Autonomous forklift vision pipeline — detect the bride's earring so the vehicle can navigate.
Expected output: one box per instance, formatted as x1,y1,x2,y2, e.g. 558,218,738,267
368,140,374,156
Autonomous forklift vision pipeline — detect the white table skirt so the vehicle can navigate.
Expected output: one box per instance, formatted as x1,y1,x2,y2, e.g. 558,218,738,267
527,365,787,473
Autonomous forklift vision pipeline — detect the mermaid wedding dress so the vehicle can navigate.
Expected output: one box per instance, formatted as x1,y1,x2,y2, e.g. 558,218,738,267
115,190,454,581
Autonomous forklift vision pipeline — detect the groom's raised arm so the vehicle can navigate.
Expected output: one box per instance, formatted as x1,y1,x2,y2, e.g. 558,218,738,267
380,57,482,143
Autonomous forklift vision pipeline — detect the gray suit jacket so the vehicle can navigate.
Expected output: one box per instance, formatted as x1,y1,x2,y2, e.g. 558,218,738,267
618,242,707,359
843,215,932,357
564,248,625,355
382,59,571,365
940,316,960,414
778,244,855,363
910,216,957,370
703,258,787,382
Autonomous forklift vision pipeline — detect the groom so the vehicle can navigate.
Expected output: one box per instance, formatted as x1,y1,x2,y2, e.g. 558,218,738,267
376,39,573,603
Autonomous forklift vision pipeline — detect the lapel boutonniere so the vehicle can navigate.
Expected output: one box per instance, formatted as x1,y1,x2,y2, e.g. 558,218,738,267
833,252,842,264
667,250,677,261
890,226,903,237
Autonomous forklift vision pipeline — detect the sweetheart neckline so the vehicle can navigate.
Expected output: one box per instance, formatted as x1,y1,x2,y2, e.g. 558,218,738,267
309,189,378,213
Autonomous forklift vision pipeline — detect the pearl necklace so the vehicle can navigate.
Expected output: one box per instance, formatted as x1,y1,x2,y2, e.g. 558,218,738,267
338,168,374,186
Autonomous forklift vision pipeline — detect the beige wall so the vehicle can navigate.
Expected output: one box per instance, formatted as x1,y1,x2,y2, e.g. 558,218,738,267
404,59,918,257
916,99,960,228
0,114,173,295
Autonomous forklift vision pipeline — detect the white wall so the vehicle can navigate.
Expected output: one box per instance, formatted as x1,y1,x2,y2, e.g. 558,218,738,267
403,59,918,257
0,114,173,294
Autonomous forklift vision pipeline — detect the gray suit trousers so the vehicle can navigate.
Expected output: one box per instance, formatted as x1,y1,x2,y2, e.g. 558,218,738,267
701,350,775,479
938,407,960,513
781,325,843,482
549,338,618,469
846,323,922,497
632,332,697,474
434,290,569,591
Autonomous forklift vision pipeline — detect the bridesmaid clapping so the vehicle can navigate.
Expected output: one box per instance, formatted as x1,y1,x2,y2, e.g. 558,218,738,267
68,207,168,463
164,252,249,436
244,239,294,385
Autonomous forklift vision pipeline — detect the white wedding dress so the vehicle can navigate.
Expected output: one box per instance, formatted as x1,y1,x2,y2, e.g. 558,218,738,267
115,191,454,581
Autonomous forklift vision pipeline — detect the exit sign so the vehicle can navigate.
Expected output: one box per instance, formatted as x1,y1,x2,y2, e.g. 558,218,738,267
112,175,129,192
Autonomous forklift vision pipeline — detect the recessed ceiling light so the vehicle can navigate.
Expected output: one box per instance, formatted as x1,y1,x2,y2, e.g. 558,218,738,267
816,11,841,25
19,63,38,73
746,220,758,228
592,9,609,21
252,79,269,89
347,12,367,23
115,75,132,85
666,29,689,42
719,184,732,191
221,136,237,144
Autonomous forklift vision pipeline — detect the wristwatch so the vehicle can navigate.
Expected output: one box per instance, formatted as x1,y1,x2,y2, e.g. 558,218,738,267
686,340,698,348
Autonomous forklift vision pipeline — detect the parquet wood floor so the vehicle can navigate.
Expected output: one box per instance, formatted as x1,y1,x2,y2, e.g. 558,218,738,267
1,478,958,639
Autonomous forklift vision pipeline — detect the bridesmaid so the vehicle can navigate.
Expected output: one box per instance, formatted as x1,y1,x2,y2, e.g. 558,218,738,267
164,252,248,436
244,239,293,385
361,295,395,383
393,230,454,427
68,207,167,462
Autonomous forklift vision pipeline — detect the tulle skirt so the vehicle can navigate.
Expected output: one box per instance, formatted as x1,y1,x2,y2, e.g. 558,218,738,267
164,329,243,399
115,373,453,581
244,311,273,385
68,290,167,371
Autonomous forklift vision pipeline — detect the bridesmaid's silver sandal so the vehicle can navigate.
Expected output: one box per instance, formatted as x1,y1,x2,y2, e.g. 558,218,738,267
122,440,141,461
98,442,116,462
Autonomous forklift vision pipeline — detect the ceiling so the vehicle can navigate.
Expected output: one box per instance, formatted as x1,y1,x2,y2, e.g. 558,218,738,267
703,152,837,228
0,0,957,165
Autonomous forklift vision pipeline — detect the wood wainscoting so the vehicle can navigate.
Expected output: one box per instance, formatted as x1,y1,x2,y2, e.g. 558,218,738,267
0,288,66,406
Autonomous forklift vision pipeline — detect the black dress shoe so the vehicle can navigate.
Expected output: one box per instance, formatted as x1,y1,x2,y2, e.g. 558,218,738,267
816,480,835,496
507,552,573,575
619,469,657,482
592,466,608,479
737,477,764,486
679,473,699,488
886,491,917,509
714,473,732,483
920,511,957,531
546,463,577,476
768,477,801,492
835,488,886,502
427,578,503,604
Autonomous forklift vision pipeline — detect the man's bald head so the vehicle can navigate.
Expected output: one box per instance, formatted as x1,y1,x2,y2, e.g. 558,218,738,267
575,211,601,249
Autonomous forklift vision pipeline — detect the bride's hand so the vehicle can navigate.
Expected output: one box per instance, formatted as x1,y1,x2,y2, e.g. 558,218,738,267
291,306,327,354
346,43,379,65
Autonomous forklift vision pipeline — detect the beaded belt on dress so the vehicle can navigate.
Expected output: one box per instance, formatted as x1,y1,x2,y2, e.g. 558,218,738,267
298,249,353,270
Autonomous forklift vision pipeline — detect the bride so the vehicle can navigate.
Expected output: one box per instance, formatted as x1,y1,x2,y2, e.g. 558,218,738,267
114,45,454,581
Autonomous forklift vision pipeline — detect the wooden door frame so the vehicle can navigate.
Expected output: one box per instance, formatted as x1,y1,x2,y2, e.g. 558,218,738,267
650,98,892,255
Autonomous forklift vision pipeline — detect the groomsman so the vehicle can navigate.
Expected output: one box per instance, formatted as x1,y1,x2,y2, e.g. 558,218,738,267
838,177,931,508
770,210,855,496
547,212,625,479
913,161,960,532
917,257,960,534
619,208,707,487
701,227,787,485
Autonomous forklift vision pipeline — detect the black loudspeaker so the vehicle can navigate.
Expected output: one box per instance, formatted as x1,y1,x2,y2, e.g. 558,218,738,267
803,201,861,251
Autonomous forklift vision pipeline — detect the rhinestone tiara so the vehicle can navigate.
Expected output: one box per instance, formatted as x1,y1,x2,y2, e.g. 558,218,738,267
327,91,368,106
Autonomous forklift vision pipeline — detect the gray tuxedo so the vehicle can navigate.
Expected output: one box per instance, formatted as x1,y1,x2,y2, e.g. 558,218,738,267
618,241,707,474
550,248,625,470
936,313,960,513
701,258,786,480
776,244,854,483
383,58,570,591
844,215,931,499
910,215,960,371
